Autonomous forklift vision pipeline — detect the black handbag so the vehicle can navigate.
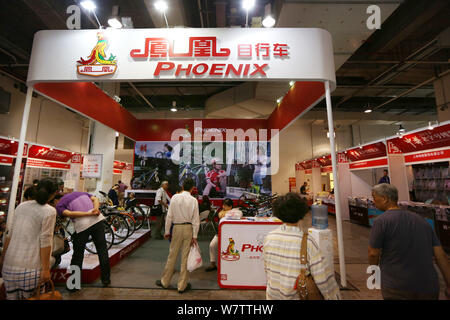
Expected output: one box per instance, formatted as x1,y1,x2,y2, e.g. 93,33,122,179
150,204,163,216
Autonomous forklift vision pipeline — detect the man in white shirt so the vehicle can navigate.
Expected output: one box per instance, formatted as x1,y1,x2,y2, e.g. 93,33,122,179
154,181,171,239
156,179,199,293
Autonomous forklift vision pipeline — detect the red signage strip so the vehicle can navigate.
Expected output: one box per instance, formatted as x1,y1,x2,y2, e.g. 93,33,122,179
26,159,70,170
0,155,14,165
404,148,450,164
321,166,333,173
113,169,123,174
267,82,325,133
387,123,450,154
28,145,72,163
349,158,388,170
34,82,140,141
346,142,387,162
0,138,28,157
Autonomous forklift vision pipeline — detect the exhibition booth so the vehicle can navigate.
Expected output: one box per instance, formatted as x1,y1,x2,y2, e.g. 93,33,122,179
3,27,350,287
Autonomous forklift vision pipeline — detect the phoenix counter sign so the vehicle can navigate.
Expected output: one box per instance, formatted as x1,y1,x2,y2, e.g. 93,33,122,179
77,32,117,76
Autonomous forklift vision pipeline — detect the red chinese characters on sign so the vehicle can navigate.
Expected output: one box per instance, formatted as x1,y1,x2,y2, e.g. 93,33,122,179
338,153,349,164
28,145,72,163
289,177,296,192
26,159,70,170
0,138,28,157
130,37,289,59
387,124,450,154
0,155,13,165
317,155,332,167
131,37,230,59
346,142,387,162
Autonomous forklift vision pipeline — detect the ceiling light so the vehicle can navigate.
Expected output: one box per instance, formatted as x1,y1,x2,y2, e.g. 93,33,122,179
364,109,372,113
289,81,295,87
171,101,178,112
277,97,282,104
242,0,256,10
155,0,168,12
108,17,122,28
359,145,363,149
398,125,406,133
262,15,276,28
81,1,96,11
428,121,436,130
115,132,119,137
10,140,15,143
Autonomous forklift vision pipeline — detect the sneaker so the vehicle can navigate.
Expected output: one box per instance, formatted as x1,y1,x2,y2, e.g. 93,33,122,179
178,283,191,294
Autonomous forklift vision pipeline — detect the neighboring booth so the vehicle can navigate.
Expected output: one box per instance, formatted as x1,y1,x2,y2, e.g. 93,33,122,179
386,122,450,250
112,160,133,187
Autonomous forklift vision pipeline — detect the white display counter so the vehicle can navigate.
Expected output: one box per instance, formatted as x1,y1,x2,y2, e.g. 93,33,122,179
217,217,282,289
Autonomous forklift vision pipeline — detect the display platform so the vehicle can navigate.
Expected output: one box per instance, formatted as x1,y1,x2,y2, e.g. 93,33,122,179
51,229,151,284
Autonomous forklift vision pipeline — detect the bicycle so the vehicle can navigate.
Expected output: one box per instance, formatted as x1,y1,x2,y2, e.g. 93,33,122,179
56,216,114,254
179,162,209,193
131,166,160,190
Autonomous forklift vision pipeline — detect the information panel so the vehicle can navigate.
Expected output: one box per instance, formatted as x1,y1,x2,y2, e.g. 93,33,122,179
82,154,103,179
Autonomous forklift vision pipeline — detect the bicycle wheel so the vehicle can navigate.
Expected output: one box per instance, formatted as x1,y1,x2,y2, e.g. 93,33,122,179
122,213,136,237
106,214,131,245
131,207,145,231
85,222,115,254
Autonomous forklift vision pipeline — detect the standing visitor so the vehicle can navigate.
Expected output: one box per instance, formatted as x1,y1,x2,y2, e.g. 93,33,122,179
263,192,341,300
117,180,128,206
378,170,390,184
108,184,120,207
300,182,308,195
156,179,199,293
369,183,450,300
0,179,58,300
56,192,111,290
154,181,171,240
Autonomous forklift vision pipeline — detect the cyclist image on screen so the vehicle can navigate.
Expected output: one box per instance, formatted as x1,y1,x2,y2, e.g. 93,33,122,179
203,158,227,197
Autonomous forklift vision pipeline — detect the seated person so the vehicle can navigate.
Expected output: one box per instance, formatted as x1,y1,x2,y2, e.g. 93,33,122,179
199,195,212,221
125,192,138,210
205,198,242,272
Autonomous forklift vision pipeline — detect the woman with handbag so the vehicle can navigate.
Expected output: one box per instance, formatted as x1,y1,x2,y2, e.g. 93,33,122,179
0,179,58,300
263,192,341,300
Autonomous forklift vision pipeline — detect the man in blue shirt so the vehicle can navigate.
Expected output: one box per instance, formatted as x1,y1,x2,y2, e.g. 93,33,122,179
378,170,390,184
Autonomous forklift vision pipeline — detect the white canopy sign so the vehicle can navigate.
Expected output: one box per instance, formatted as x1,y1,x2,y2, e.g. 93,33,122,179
27,28,335,87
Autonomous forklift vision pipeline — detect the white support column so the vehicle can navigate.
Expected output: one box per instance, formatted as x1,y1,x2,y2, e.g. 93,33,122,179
325,81,347,288
5,86,33,235
90,121,116,196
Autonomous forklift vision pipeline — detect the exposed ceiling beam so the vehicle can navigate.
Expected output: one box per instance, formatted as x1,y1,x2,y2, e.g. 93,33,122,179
128,82,156,110
22,0,66,29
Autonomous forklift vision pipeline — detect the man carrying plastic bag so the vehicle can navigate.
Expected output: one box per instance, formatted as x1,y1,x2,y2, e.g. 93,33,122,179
187,243,203,272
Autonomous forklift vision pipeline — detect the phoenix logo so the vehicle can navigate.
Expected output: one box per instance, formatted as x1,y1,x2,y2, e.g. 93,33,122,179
77,32,117,76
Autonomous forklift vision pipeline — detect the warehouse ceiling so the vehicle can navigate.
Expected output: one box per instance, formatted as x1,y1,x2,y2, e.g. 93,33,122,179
0,0,448,122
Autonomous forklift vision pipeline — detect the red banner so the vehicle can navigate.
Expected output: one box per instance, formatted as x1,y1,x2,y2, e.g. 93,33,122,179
305,169,312,174
338,152,349,163
346,142,387,162
404,148,450,164
0,155,13,165
26,159,70,170
0,138,28,156
349,158,388,170
387,124,450,154
114,161,126,170
28,145,72,163
316,155,331,167
113,169,123,174
289,177,296,192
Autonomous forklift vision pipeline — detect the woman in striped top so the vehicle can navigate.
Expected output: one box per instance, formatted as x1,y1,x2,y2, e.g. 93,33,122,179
263,193,341,300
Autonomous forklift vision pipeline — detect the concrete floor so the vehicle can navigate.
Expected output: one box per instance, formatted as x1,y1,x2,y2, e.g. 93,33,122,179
59,213,449,300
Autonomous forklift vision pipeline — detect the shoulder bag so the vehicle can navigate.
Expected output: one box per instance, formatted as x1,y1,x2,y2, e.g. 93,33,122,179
294,233,324,300
28,280,62,300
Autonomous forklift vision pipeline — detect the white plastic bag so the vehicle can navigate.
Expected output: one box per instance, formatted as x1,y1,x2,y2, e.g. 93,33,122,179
187,243,203,272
